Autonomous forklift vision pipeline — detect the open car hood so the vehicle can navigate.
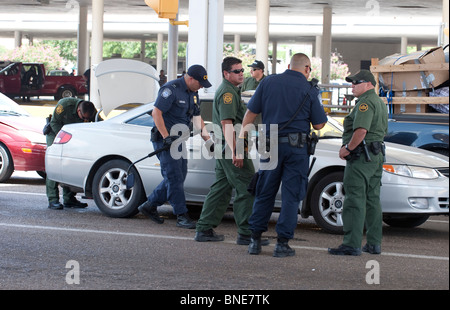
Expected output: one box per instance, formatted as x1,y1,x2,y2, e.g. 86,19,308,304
94,59,160,116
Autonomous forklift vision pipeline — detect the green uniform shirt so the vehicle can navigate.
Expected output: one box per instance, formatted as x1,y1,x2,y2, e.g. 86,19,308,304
213,78,247,131
241,75,266,92
47,97,85,144
342,89,388,144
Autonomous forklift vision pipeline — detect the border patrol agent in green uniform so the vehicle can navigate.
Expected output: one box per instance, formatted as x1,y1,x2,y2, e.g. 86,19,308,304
328,70,388,256
45,97,98,210
241,60,266,92
195,57,262,246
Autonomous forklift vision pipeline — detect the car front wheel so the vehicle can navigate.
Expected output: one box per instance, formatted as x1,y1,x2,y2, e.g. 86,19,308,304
310,171,345,234
92,159,145,218
0,144,14,182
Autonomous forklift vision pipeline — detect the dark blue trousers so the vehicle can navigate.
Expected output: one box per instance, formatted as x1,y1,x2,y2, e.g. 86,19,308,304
249,143,309,239
147,140,188,215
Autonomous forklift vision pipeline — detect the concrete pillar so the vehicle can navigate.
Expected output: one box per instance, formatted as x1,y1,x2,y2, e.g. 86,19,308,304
256,0,270,75
401,36,408,54
168,14,179,81
77,4,88,76
207,0,225,92
234,34,241,56
271,40,277,74
90,0,104,108
442,0,449,46
14,31,22,48
315,35,322,58
321,6,332,84
157,33,164,72
188,0,224,93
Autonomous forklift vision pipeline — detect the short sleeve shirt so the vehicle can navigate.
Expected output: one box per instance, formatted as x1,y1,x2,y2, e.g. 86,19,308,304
247,69,328,136
213,78,246,131
241,75,265,92
342,88,388,144
154,76,200,131
50,97,85,135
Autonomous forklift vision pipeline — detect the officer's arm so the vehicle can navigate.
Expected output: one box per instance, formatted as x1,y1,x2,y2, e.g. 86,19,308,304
221,119,235,151
239,110,258,138
312,122,326,130
339,128,367,159
152,107,169,139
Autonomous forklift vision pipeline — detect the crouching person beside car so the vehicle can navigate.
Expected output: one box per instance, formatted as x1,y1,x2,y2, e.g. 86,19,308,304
45,97,98,210
138,65,214,229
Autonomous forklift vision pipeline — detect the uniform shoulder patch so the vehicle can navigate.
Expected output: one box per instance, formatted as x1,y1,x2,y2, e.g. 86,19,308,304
56,105,64,115
161,88,172,99
359,103,369,112
223,92,233,104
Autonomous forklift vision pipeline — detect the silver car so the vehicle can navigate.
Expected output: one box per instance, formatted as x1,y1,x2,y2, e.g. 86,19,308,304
45,60,449,234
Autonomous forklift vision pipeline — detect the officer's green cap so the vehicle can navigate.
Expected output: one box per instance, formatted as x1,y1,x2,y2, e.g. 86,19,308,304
345,69,376,87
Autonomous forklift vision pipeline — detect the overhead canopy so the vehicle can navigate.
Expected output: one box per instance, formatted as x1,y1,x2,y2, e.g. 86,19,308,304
94,59,160,116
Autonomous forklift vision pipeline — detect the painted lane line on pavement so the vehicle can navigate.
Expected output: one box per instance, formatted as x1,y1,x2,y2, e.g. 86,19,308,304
1,222,448,262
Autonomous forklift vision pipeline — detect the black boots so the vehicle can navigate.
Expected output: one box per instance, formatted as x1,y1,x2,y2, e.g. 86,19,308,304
248,234,294,257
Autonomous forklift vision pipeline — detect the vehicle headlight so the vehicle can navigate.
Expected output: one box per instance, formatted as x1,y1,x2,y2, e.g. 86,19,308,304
20,130,47,145
383,164,440,179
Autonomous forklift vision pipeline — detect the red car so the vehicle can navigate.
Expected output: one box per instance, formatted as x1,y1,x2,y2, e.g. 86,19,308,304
0,92,46,182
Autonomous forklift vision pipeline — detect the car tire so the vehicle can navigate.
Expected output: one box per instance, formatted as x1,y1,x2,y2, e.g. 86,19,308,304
92,159,145,218
310,171,345,234
55,86,75,100
383,215,429,228
0,144,14,182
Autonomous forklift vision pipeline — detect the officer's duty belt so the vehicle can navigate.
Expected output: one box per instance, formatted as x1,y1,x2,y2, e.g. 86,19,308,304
279,132,308,148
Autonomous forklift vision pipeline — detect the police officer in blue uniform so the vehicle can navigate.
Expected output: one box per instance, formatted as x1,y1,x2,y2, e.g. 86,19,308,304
138,65,213,229
240,53,327,257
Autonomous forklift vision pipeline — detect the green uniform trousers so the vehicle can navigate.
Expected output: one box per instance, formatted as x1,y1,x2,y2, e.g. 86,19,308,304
45,133,77,204
342,152,384,248
196,158,255,236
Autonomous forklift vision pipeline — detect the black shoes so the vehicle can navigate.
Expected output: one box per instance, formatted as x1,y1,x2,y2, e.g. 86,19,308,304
273,239,295,258
362,243,381,254
248,237,262,255
48,200,87,210
48,201,63,210
194,229,225,242
328,244,362,256
138,202,195,229
249,237,294,257
64,200,88,209
138,201,164,224
177,213,196,229
237,234,270,246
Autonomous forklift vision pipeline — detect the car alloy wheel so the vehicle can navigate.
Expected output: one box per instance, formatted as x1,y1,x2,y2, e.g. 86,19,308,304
310,171,345,234
92,159,144,218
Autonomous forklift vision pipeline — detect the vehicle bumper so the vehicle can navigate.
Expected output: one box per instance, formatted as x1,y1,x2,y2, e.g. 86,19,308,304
10,142,46,171
380,177,449,214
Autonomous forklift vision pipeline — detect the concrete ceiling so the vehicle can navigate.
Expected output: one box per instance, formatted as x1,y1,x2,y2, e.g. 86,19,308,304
0,0,445,45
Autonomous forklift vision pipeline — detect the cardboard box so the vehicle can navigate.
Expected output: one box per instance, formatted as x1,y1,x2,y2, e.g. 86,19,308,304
378,47,448,91
393,90,429,113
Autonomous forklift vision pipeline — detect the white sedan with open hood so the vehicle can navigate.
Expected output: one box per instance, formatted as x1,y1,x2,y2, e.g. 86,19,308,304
45,59,449,234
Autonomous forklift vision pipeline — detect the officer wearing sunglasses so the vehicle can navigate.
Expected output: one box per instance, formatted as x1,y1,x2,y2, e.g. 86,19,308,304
328,69,388,256
195,56,264,247
241,60,266,92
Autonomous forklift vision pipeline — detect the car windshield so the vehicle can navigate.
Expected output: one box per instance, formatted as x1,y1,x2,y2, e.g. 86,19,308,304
314,117,343,139
0,93,30,116
126,110,155,127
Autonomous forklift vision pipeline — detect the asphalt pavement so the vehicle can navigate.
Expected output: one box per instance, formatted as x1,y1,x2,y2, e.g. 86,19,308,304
0,171,448,294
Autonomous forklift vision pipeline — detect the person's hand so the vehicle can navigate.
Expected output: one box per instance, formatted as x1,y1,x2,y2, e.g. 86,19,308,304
233,153,244,168
204,138,215,157
163,135,180,147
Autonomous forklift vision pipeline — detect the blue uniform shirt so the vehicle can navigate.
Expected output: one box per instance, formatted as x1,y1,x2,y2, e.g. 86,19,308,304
247,69,327,136
154,76,201,132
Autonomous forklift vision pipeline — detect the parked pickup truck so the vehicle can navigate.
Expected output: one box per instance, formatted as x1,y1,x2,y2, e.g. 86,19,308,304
0,62,87,100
